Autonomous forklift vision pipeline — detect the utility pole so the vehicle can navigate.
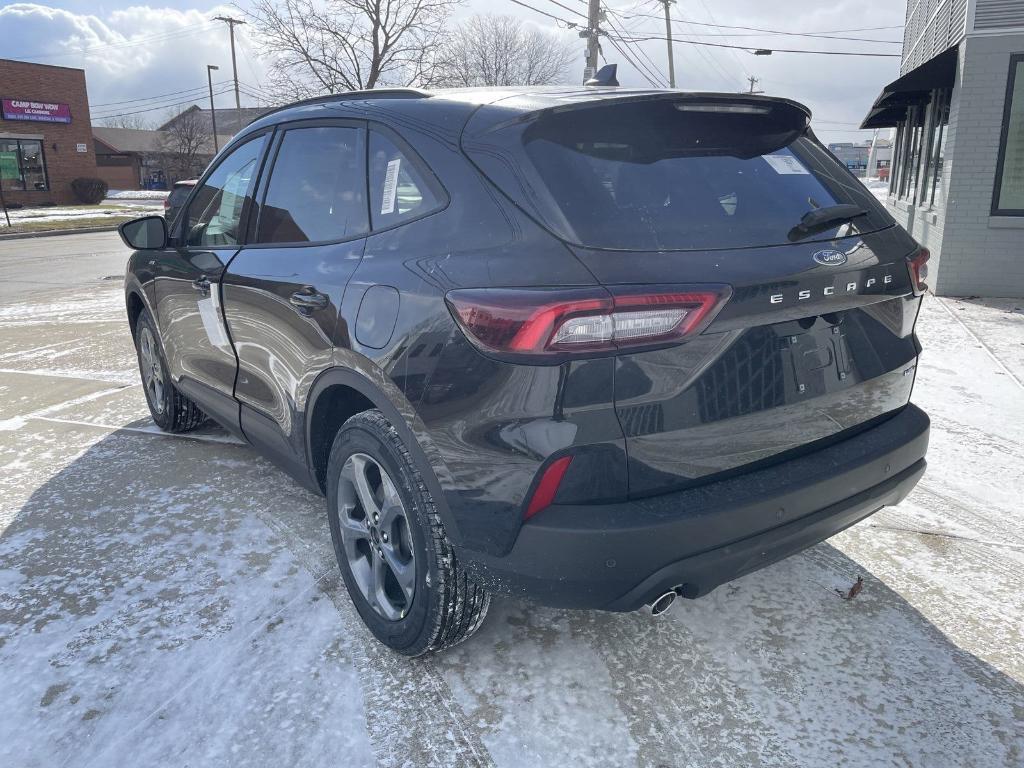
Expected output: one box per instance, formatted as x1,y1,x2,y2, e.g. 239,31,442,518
661,0,676,88
214,16,245,134
582,0,602,84
747,76,763,94
207,65,220,153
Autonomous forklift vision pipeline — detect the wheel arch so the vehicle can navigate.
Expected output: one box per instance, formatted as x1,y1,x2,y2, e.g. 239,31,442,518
304,366,464,547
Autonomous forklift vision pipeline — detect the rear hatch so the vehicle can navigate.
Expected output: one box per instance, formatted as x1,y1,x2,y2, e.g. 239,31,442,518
463,92,923,496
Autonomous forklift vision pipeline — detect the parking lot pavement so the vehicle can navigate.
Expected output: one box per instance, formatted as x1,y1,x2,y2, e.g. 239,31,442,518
1,239,1022,767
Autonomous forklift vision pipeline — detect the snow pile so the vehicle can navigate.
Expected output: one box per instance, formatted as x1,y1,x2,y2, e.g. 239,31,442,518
105,190,170,201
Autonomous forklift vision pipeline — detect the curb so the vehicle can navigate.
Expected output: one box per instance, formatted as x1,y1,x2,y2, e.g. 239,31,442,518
0,225,121,241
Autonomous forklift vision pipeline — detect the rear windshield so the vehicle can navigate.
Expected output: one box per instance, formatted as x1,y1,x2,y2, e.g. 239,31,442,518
464,98,892,251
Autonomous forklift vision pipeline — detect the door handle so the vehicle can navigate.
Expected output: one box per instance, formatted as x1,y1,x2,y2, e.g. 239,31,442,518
192,276,211,294
289,286,329,312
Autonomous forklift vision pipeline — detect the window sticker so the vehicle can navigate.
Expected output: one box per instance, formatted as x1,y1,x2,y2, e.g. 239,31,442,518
762,154,810,175
198,290,230,352
381,158,401,215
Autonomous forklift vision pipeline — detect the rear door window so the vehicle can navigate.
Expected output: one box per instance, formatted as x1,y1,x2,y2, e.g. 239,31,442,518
257,126,367,244
368,130,444,230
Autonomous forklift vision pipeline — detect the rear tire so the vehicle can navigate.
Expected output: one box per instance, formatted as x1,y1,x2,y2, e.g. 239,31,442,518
133,309,207,433
327,409,489,655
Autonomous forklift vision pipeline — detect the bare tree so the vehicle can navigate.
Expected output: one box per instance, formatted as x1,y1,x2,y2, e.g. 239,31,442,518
96,114,152,130
240,0,462,100
159,109,214,183
435,14,576,88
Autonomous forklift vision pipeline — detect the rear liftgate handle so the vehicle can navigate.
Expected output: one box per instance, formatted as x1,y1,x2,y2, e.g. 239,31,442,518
289,285,330,314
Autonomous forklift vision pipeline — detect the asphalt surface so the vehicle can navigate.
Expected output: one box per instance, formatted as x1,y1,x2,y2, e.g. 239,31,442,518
0,231,128,302
1,232,1022,767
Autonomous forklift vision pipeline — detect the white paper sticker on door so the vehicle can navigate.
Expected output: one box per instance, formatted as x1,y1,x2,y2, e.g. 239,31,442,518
381,158,401,215
762,154,810,175
198,293,230,351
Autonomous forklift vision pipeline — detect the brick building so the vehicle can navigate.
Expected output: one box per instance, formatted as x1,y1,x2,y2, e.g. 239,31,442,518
0,59,99,206
862,0,1024,297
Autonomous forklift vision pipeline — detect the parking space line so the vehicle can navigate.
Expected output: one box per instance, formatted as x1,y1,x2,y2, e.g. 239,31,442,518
30,415,246,445
0,367,132,386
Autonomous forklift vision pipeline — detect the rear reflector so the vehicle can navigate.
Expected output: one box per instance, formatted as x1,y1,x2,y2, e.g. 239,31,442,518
524,456,573,520
907,247,930,295
446,285,730,359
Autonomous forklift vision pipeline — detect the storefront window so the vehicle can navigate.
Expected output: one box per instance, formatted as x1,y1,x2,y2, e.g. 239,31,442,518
993,54,1024,215
921,90,950,208
0,138,48,192
904,112,923,203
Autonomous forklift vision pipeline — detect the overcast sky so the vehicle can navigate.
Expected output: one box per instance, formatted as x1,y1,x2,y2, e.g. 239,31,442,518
0,0,904,141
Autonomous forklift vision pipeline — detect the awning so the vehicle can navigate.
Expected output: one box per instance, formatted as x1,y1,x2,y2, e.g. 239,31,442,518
860,45,959,128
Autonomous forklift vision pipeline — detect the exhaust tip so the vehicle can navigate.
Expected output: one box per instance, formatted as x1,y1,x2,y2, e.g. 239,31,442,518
649,590,677,617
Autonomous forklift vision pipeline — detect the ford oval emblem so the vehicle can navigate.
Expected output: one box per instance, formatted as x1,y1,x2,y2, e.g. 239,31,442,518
813,249,847,266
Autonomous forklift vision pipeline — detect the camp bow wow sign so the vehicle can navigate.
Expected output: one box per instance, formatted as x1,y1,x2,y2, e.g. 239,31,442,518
1,99,72,123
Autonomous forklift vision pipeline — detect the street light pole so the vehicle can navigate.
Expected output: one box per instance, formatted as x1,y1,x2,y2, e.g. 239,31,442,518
207,64,220,154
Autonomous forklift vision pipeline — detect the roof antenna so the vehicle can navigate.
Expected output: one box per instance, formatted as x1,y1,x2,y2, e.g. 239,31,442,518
585,64,619,87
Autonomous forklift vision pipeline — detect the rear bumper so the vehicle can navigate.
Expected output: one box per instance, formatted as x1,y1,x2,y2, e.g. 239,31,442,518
464,404,929,611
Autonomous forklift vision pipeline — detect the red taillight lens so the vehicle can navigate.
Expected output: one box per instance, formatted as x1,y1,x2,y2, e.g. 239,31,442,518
163,198,170,210
907,247,930,295
446,285,730,358
524,455,573,520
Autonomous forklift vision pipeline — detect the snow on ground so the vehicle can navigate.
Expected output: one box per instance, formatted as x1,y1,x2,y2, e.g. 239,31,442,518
0,265,1022,766
860,176,890,202
3,202,161,223
105,190,170,200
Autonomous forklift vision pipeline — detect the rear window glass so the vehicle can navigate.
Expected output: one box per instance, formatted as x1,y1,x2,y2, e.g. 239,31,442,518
465,99,891,251
369,130,443,230
168,186,191,205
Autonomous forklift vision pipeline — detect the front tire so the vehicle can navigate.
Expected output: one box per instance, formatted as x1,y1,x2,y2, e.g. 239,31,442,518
327,410,489,655
133,309,207,433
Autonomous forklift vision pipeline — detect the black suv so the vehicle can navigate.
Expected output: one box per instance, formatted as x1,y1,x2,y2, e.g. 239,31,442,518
119,87,930,655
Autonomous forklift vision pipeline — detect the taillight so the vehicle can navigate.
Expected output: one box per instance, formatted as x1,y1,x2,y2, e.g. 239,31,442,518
907,247,930,295
446,284,730,360
163,198,170,210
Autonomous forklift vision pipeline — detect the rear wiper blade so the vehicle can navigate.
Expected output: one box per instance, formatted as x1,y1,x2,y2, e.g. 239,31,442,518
787,204,867,242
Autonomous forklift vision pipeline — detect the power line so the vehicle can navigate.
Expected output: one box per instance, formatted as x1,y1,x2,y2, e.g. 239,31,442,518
92,86,235,121
537,0,588,19
9,22,218,61
602,4,668,87
505,0,580,27
91,81,233,108
605,8,904,39
609,32,903,57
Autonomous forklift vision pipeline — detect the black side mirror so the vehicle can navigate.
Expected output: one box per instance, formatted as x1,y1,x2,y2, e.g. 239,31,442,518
119,216,168,250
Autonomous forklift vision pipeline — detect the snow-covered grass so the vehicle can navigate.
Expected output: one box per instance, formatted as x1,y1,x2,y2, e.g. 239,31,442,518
105,190,170,201
0,276,1022,767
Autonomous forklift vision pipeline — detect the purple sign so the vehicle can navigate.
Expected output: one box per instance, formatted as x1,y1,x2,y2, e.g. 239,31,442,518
2,98,72,124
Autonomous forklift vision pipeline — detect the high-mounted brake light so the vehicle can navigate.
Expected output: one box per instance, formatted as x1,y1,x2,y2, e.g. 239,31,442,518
907,247,930,296
445,285,731,359
674,103,771,115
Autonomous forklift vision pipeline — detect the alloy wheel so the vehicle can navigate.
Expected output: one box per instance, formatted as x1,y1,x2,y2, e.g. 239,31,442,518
138,326,165,415
336,453,416,621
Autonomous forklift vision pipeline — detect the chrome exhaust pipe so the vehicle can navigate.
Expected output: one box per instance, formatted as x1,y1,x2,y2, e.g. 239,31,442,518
649,590,677,617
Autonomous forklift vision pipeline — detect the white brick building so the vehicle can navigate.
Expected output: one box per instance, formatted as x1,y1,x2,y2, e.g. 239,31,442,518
862,0,1024,297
